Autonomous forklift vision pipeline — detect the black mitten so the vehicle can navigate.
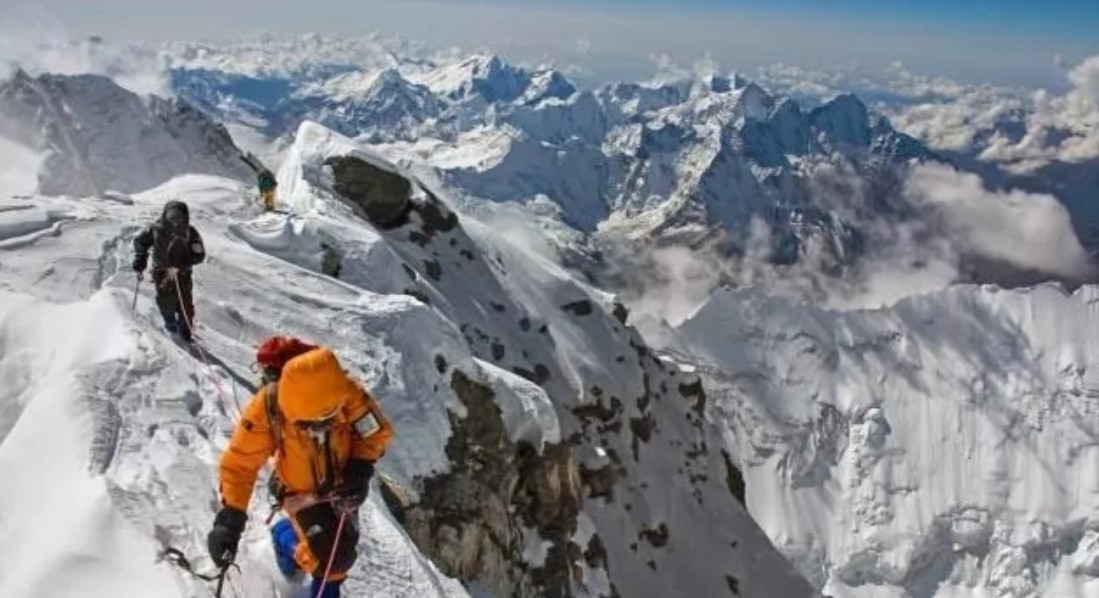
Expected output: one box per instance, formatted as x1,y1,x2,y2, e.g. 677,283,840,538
206,507,247,567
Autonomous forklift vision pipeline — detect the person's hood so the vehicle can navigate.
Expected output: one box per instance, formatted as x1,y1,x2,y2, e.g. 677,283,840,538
277,347,356,422
160,200,190,224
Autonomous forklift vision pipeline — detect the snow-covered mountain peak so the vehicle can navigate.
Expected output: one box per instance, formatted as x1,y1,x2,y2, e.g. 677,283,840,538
407,52,531,104
297,67,404,101
0,70,250,197
703,73,733,93
809,92,873,147
520,67,578,105
156,43,947,291
768,96,812,153
734,82,776,122
163,33,403,77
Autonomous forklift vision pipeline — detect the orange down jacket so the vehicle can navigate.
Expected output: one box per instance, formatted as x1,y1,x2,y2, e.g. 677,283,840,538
218,347,394,512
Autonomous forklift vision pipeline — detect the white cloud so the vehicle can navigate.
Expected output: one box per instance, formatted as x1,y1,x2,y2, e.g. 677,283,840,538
648,53,692,86
11,0,1087,90
869,54,1099,168
610,159,1096,325
903,163,1096,279
0,4,168,95
1066,55,1099,117
625,245,727,326
973,56,1099,166
753,54,1099,169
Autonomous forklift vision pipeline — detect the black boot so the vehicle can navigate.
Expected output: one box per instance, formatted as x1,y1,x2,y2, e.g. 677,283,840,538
163,313,179,334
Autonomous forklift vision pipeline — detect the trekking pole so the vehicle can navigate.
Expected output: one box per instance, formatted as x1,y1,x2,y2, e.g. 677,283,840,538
314,507,350,598
132,273,142,310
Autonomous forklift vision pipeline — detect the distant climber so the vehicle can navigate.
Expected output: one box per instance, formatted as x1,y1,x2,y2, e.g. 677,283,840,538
133,200,205,342
208,336,394,598
240,152,277,212
257,168,277,212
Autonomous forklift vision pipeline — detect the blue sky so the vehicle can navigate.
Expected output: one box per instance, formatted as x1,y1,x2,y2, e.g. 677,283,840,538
5,0,1097,89
599,0,1099,38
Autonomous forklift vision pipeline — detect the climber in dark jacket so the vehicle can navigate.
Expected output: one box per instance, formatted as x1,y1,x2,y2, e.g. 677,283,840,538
257,169,277,212
133,200,206,342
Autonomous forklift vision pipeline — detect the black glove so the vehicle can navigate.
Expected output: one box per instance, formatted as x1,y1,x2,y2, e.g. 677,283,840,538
207,507,247,568
333,459,374,508
132,254,148,272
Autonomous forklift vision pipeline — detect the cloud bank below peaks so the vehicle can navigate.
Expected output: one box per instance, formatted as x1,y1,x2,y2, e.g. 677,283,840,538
891,54,1099,169
903,163,1096,281
610,160,1095,331
0,5,168,96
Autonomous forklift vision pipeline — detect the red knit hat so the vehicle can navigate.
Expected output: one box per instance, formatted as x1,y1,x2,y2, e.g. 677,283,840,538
256,336,318,381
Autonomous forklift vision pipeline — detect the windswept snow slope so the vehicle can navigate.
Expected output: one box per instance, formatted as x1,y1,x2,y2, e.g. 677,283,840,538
0,180,472,598
0,290,179,598
0,119,813,597
673,285,1099,597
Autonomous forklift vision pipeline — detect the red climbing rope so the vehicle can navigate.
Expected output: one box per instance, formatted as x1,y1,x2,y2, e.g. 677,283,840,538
314,507,350,598
172,272,244,421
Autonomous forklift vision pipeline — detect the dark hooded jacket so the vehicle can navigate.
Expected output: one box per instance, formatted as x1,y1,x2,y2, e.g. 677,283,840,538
134,200,206,270
257,170,277,193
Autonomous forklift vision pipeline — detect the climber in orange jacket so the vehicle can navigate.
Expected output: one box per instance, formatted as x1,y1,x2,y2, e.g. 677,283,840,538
207,336,393,597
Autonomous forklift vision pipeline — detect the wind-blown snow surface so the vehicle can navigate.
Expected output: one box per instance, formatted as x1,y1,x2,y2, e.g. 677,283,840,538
0,121,812,597
671,285,1099,597
0,291,180,598
0,179,470,597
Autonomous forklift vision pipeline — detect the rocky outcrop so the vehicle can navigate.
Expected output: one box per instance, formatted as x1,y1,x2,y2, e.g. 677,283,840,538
395,370,587,598
324,155,413,228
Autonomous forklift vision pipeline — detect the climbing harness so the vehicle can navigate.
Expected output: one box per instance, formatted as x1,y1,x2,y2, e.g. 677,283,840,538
158,547,238,598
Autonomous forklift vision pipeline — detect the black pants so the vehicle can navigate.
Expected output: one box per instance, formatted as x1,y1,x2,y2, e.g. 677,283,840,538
152,268,194,339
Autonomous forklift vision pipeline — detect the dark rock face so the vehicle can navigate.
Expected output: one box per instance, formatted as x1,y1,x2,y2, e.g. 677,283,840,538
320,242,342,278
561,300,594,316
324,155,412,228
393,370,585,598
721,450,747,506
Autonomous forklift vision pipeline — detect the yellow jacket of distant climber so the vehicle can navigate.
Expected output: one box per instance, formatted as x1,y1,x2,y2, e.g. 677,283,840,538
218,346,394,512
